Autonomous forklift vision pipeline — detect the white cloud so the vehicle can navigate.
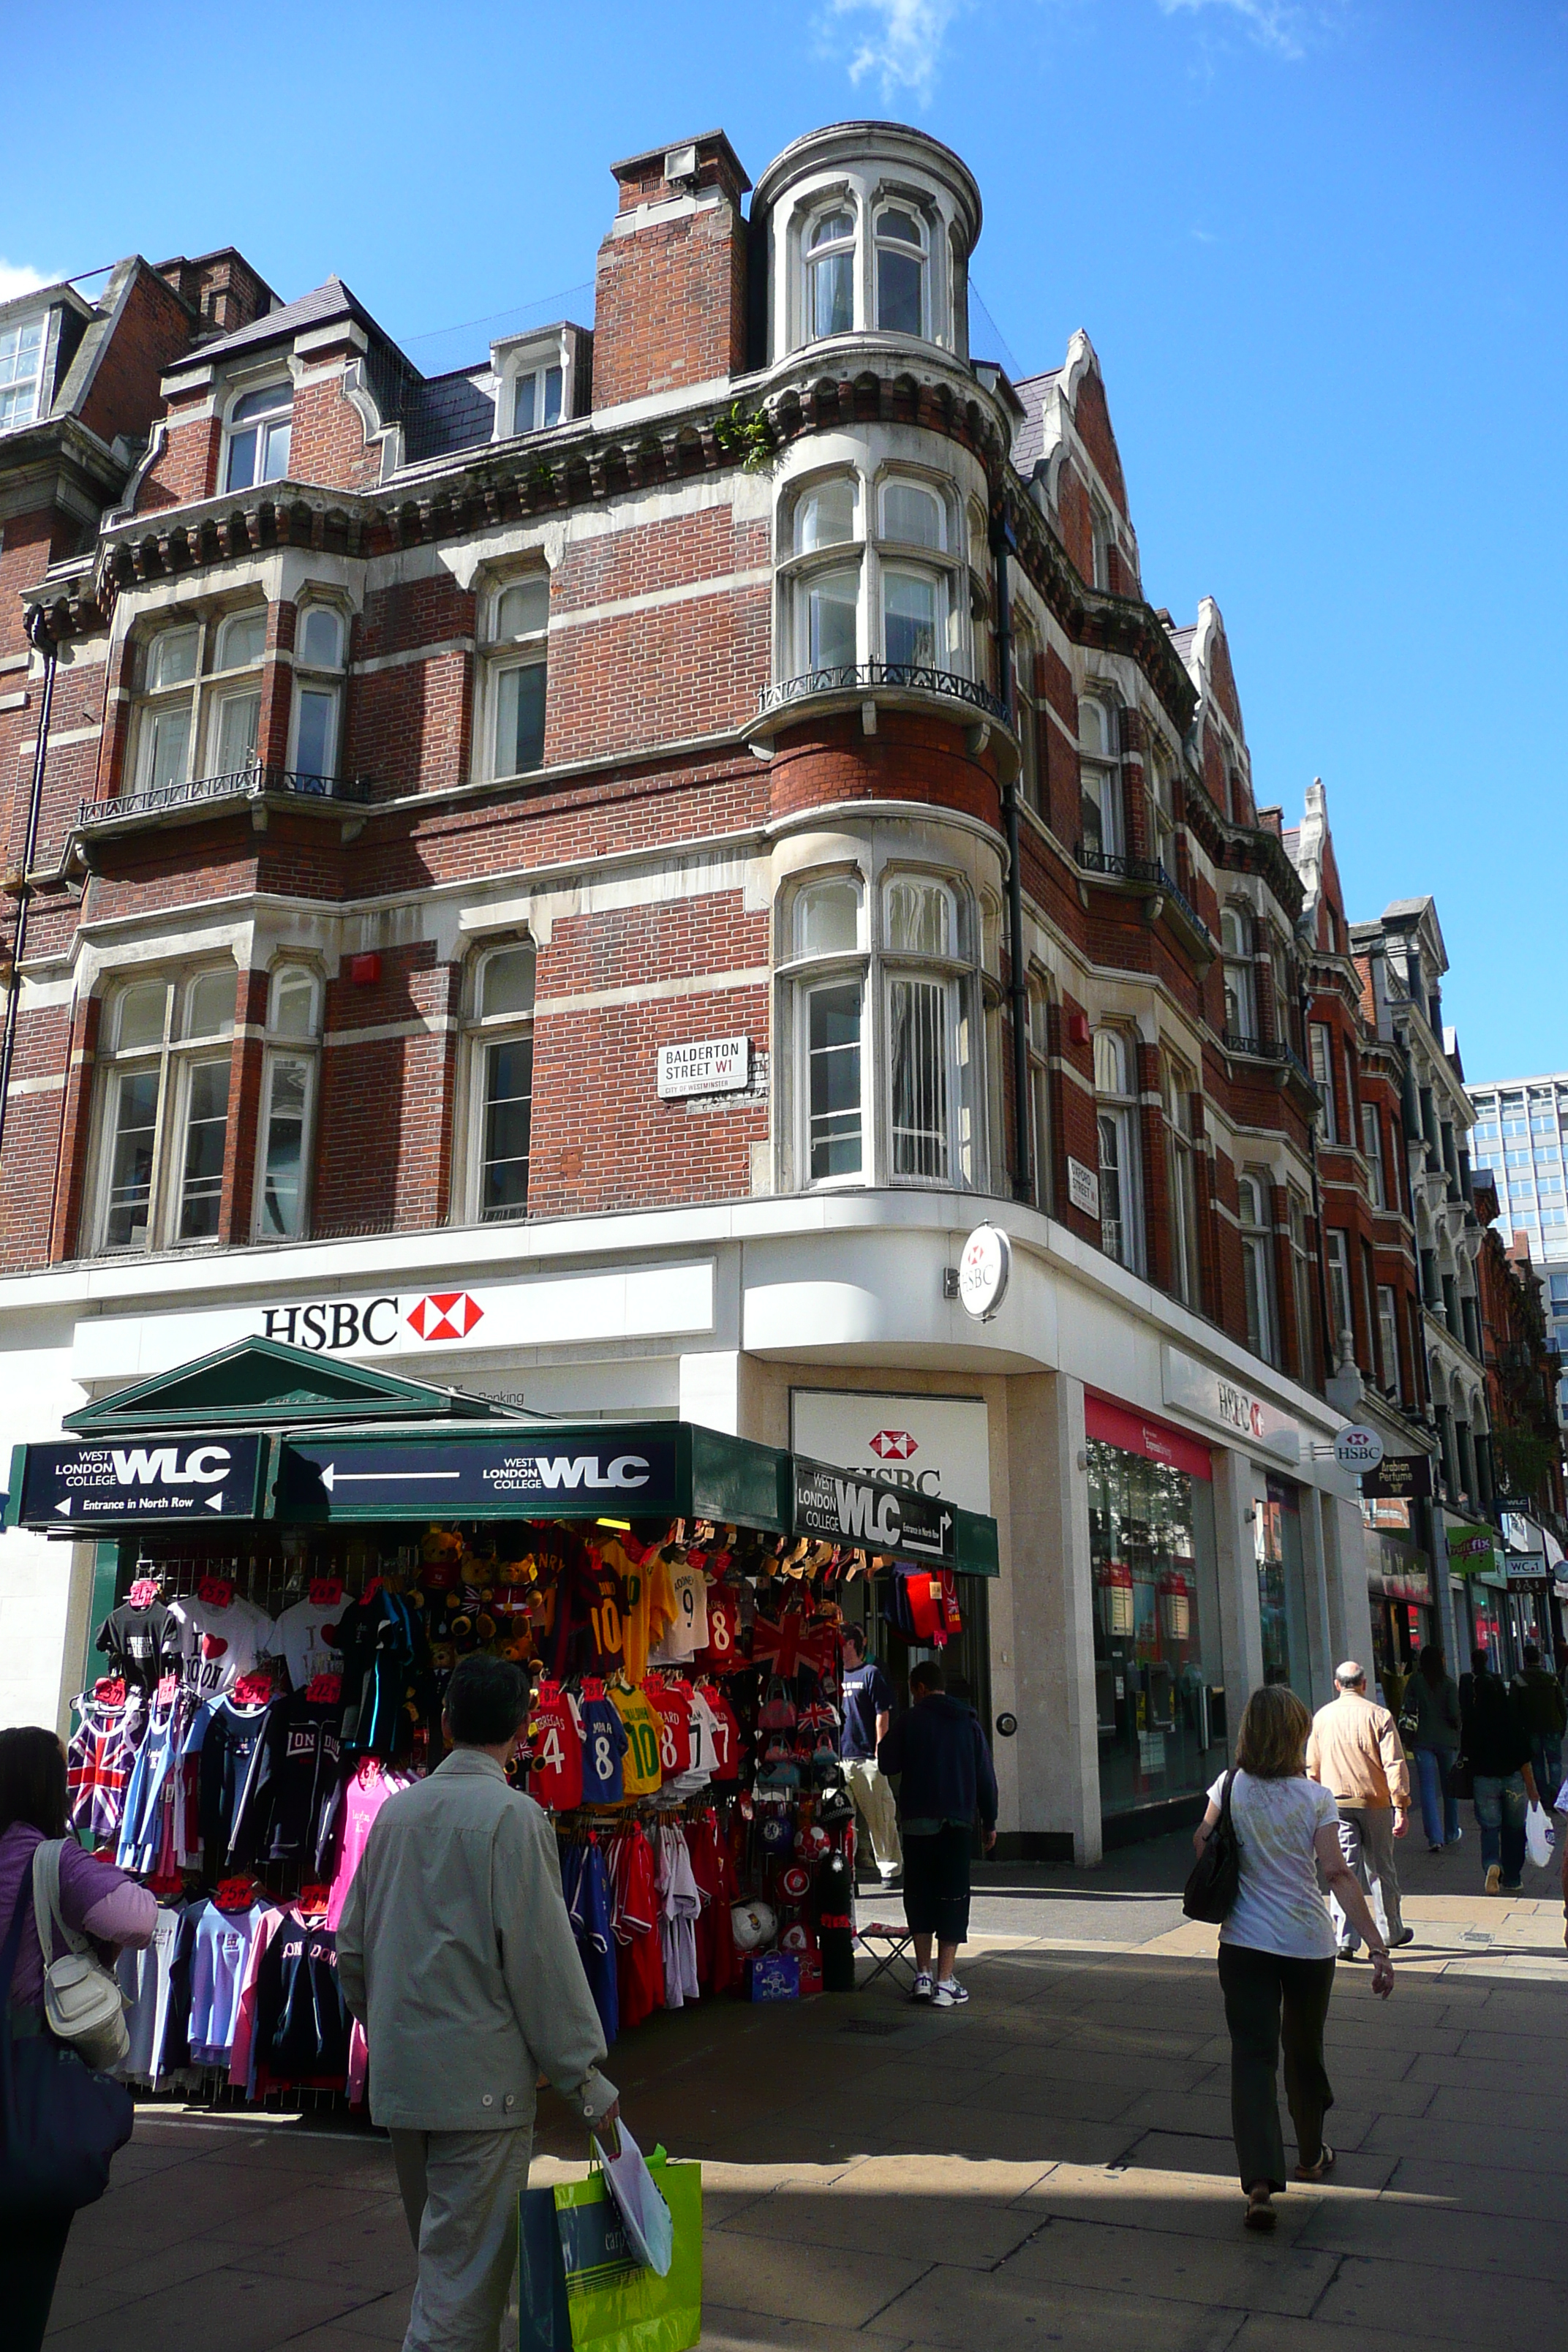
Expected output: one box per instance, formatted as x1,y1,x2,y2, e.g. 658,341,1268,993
0,261,55,302
1155,0,1324,60
821,0,964,103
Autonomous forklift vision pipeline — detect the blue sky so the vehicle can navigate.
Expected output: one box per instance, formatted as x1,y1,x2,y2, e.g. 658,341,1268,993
5,1,1564,1079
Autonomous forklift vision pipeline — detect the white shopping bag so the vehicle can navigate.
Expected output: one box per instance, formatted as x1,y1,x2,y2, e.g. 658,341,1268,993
1555,1776,1568,1817
592,2122,674,2277
1525,1803,1554,1872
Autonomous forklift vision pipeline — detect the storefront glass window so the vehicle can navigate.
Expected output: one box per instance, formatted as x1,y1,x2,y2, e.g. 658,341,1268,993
1088,1438,1224,1819
1254,1477,1313,1704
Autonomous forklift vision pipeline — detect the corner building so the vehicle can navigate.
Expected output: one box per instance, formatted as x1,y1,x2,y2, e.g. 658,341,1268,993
0,123,1372,1857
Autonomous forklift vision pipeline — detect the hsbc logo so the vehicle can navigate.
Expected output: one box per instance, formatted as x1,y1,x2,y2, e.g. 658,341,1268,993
406,1292,485,1341
262,1292,485,1352
869,1429,918,1460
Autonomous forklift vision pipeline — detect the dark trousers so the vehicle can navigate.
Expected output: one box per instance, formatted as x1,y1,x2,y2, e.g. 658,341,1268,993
0,2209,73,2352
1217,1942,1336,2193
901,1823,973,1945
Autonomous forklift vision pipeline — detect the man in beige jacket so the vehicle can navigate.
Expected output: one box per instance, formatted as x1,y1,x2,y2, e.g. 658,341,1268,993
1306,1659,1415,1959
339,1654,621,2352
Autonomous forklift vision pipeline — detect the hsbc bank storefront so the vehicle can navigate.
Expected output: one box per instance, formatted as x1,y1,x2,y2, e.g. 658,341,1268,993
0,1196,1365,1858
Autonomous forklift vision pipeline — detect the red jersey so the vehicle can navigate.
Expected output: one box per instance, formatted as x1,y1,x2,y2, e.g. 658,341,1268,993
699,1588,742,1674
697,1683,741,1779
642,1678,692,1777
527,1683,583,1810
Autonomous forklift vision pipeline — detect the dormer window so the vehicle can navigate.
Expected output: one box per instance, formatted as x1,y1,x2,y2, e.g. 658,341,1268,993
0,315,45,430
513,361,563,437
225,381,293,492
875,208,926,335
806,210,856,339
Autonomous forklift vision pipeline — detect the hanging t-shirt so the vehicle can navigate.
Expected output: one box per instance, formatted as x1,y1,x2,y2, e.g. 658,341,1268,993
604,1542,676,1685
697,1684,741,1780
324,1761,404,1931
563,1844,618,2047
643,1681,692,1779
687,1689,723,1778
698,1588,743,1675
170,1595,276,1699
578,1696,628,1805
251,1914,350,2088
578,1561,626,1681
656,1823,701,2009
649,1563,709,1665
188,1899,268,2066
115,1901,184,2087
608,1685,663,1798
610,1825,664,2033
235,1695,342,1869
271,1597,346,1692
1208,1770,1340,1960
528,1685,584,1812
96,1601,181,1690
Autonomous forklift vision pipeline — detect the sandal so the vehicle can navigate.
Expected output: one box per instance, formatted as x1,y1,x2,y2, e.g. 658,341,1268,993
1293,2144,1335,2182
1244,2187,1277,2231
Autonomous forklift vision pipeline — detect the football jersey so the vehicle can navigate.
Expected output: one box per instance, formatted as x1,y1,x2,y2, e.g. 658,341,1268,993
609,1685,663,1798
698,1588,743,1675
643,1680,692,1779
603,1542,676,1685
687,1689,723,1776
649,1562,709,1665
528,1684,584,1811
697,1683,741,1780
578,1695,628,1805
583,1561,626,1680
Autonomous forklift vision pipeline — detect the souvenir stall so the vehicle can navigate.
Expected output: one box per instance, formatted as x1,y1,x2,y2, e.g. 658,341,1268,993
7,1338,998,2112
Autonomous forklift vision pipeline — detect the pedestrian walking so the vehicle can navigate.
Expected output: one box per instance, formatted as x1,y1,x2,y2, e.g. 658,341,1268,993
1194,1684,1394,2234
338,1655,622,2352
838,1626,902,1888
1458,1648,1540,1894
1510,1643,1565,1814
1400,1643,1463,1852
1379,1658,1407,1725
0,1725,157,2352
878,1656,998,2010
1306,1662,1415,1956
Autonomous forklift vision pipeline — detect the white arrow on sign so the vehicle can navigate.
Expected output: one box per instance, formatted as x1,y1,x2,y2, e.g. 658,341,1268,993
897,1508,954,1558
319,1463,461,1493
54,1498,72,1515
204,1493,225,1511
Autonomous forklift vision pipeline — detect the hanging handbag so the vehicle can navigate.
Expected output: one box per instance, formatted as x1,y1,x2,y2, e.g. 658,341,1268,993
32,1840,132,2073
1183,1768,1240,1923
0,1872,135,2215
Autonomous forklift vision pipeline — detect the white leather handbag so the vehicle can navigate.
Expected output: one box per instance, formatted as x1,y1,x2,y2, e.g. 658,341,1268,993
31,1839,131,2073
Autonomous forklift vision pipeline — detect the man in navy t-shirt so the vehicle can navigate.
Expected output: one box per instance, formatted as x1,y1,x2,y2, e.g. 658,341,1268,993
840,1627,901,1885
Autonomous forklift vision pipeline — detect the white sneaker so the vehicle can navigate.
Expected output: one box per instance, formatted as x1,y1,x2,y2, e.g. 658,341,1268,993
932,1978,969,2009
910,1971,934,2002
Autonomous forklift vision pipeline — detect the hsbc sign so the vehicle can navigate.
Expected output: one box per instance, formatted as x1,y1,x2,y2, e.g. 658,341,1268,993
261,1294,485,1352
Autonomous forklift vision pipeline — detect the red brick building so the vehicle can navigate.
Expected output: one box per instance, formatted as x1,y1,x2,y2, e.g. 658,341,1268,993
0,121,1381,1852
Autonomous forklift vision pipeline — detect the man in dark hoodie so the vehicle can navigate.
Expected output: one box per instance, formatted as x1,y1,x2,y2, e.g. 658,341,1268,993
878,1658,998,2008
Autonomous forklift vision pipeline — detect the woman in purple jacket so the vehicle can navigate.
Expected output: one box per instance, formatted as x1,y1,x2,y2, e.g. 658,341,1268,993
0,1725,157,2350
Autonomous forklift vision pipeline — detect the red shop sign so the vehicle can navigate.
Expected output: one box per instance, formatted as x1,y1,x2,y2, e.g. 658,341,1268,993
1085,1393,1213,1482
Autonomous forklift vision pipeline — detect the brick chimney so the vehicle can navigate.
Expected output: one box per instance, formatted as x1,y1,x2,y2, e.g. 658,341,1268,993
156,249,276,336
592,132,750,412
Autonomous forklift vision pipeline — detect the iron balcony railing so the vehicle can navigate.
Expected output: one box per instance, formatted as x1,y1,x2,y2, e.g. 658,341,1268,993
757,660,1010,728
1222,1030,1316,1085
1075,845,1215,949
80,765,376,829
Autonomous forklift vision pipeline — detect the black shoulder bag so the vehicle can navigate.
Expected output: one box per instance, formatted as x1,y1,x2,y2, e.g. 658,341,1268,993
0,1873,135,2216
1183,1770,1240,1923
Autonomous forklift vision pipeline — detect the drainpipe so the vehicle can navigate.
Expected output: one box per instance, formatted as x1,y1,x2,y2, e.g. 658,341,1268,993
0,607,58,1170
990,502,1030,1205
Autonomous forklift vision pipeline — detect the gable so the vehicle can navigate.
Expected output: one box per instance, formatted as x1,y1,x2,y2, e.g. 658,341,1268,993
67,1335,505,1433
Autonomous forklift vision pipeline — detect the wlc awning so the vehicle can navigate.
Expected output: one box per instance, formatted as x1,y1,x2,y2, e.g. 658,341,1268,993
4,1336,1000,1575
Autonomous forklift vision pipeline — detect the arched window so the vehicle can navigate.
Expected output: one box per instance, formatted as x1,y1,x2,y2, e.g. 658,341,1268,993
876,477,957,673
875,206,927,335
791,875,866,1184
1289,1190,1316,1382
208,608,266,777
1221,906,1256,1044
1028,979,1052,1211
225,381,292,493
94,967,237,1252
1094,1028,1142,1272
1147,739,1177,876
483,574,550,777
805,209,856,340
785,476,861,676
466,942,537,1221
883,876,964,1184
133,622,200,794
292,605,347,782
256,965,321,1240
1079,696,1122,862
1013,622,1042,815
1239,1172,1277,1365
1164,1052,1199,1308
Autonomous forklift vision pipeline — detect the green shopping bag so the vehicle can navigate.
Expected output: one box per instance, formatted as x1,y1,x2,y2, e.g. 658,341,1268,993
522,2151,701,2352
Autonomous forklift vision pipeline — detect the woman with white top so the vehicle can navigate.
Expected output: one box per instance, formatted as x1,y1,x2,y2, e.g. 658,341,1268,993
1194,1683,1394,2233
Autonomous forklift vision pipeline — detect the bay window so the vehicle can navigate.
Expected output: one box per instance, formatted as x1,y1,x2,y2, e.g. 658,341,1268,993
876,477,959,672
466,943,536,1221
875,207,927,334
806,210,856,339
208,608,265,776
1028,980,1052,1211
1147,741,1177,875
292,605,346,781
1289,1191,1316,1382
1239,1172,1277,1365
1378,1285,1402,1400
224,380,293,492
1309,1022,1338,1141
1079,696,1121,861
1164,1052,1199,1306
1221,906,1256,1042
791,877,865,1185
484,576,549,778
1362,1101,1386,1207
1014,622,1042,814
1095,1028,1142,1271
1324,1229,1354,1365
94,967,237,1252
133,624,200,793
255,966,321,1240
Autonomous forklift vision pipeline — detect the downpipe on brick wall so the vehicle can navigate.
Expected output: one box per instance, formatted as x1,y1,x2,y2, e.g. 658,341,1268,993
0,607,58,1171
991,503,1032,1206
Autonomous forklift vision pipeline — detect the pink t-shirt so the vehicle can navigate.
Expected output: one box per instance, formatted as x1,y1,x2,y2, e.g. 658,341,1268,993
325,1763,402,1931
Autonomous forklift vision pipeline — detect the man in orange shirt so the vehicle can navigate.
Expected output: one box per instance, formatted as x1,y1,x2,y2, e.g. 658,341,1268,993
1306,1661,1414,1959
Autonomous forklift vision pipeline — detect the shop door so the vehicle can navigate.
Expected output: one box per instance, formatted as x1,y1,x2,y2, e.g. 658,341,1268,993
1255,1478,1313,1705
